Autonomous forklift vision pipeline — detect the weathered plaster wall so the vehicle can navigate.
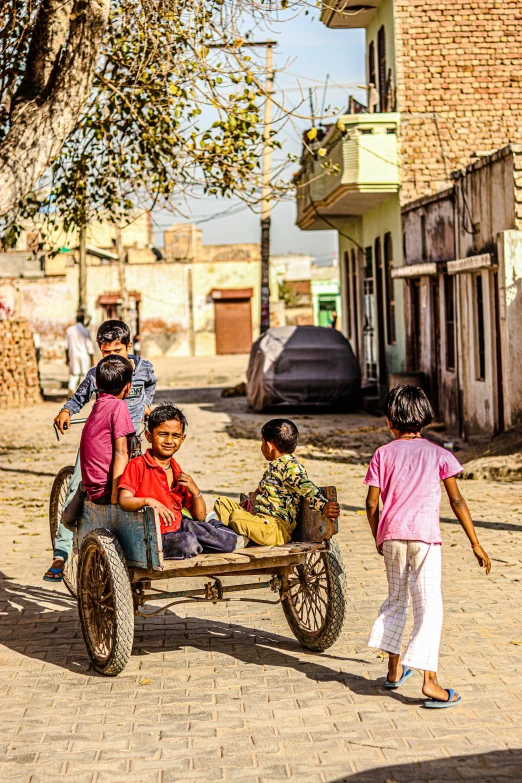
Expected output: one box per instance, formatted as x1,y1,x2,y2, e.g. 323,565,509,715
456,268,498,437
191,260,261,356
0,258,262,359
498,230,522,428
402,190,454,265
454,150,516,261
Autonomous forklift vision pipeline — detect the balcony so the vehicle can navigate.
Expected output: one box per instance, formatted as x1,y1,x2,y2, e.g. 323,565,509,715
295,113,399,231
320,0,384,29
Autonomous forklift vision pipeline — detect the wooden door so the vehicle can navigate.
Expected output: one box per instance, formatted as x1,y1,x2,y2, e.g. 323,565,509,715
214,298,252,354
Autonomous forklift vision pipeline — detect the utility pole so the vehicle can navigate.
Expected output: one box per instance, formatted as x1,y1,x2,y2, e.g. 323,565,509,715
78,225,87,313
116,226,129,324
207,40,276,334
260,41,275,334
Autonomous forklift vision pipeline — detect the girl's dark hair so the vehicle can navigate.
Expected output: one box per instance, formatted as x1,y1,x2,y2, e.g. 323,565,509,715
261,418,299,453
96,355,133,396
96,319,131,347
148,403,188,434
384,385,434,433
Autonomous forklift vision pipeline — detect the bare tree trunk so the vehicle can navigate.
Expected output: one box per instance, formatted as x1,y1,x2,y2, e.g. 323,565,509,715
0,0,110,217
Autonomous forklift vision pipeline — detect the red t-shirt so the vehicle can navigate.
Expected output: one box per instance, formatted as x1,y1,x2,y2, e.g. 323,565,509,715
118,449,194,533
80,394,134,500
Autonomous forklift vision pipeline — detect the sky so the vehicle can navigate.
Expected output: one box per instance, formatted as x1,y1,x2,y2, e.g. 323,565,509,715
152,11,366,261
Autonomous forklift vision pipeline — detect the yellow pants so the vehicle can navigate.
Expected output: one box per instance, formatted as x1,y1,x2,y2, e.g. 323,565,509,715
214,497,292,546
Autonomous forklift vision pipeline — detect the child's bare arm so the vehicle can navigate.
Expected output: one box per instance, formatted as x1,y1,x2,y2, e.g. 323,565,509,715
178,472,206,521
111,436,130,504
119,488,177,525
366,485,382,554
443,477,491,574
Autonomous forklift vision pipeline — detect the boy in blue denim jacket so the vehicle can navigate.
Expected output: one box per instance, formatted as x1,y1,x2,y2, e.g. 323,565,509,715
43,319,157,582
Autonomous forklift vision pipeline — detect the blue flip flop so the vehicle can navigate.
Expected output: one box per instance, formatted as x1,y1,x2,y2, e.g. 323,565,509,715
43,566,64,583
423,688,462,709
384,666,413,689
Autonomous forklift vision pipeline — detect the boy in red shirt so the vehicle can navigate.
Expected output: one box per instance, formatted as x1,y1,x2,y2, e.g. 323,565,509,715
118,403,238,558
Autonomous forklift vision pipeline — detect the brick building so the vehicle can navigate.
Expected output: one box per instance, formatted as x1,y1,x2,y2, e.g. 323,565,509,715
296,0,522,404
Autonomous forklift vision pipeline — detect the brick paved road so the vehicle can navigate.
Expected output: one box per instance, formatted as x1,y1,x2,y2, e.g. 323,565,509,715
1,388,521,782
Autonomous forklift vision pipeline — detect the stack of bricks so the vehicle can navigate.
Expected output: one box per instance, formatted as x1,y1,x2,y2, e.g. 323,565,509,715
395,0,522,205
0,318,41,409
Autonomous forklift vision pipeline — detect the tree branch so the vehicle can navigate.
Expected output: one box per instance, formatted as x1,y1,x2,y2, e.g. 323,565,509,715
0,0,110,217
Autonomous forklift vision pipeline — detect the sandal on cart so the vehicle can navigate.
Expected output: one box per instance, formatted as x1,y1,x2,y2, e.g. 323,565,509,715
384,666,413,689
43,566,64,582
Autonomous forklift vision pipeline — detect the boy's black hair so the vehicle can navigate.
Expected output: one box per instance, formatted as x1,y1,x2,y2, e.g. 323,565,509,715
96,355,133,396
96,319,131,347
147,403,188,434
261,419,299,454
384,385,434,433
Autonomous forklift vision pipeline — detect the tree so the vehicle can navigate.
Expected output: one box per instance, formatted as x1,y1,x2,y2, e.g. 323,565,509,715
0,0,288,239
0,0,110,217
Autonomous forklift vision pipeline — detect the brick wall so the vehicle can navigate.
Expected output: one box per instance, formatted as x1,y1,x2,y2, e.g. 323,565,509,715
0,318,41,409
395,0,522,204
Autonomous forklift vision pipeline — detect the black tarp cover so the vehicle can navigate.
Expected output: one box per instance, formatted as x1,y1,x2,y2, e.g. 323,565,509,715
246,326,361,411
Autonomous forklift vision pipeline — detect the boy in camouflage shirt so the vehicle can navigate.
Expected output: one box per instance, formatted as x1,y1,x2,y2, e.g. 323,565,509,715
214,419,340,546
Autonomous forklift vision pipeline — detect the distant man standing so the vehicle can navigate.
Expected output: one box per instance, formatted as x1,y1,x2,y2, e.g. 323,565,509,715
66,312,94,393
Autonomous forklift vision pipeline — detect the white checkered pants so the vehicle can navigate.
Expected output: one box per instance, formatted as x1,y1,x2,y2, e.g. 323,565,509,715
368,540,443,672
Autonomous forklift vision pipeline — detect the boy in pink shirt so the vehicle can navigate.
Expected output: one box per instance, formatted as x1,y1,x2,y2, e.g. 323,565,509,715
365,385,491,708
79,355,135,504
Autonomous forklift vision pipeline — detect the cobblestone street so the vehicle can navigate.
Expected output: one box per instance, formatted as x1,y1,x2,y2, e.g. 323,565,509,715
1,370,521,782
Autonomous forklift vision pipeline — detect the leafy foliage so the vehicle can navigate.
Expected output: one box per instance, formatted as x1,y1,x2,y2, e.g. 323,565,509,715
0,0,288,240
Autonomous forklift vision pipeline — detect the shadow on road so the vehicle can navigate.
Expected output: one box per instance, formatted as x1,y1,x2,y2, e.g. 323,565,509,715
329,748,522,781
0,571,405,701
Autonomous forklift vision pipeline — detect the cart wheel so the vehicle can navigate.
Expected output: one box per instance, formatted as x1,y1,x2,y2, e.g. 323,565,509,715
77,528,134,676
281,537,347,651
49,465,78,597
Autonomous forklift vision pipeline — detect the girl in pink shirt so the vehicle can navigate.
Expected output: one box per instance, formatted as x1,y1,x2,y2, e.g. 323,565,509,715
365,385,490,708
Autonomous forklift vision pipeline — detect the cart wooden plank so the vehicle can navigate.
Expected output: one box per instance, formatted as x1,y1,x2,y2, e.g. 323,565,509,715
131,542,325,581
78,502,164,571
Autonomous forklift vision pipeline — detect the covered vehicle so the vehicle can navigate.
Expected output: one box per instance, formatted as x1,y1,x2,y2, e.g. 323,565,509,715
246,325,361,412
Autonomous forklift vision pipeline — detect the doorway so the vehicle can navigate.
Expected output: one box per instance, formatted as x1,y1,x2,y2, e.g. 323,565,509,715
212,288,253,354
317,297,337,328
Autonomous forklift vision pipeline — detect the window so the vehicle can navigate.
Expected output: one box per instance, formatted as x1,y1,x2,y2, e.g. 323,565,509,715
444,275,456,372
384,233,396,345
403,231,407,263
363,246,377,381
351,249,360,359
343,252,352,339
475,274,486,381
377,26,386,112
410,279,421,371
368,41,376,90
374,237,387,383
421,214,427,261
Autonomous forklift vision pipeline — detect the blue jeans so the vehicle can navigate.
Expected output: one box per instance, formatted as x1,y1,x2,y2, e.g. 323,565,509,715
53,450,81,561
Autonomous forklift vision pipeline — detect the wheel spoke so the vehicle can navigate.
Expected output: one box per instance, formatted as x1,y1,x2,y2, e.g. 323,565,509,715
285,550,329,634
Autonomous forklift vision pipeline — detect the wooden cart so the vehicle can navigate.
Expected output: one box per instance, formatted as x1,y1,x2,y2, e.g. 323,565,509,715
49,469,347,676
